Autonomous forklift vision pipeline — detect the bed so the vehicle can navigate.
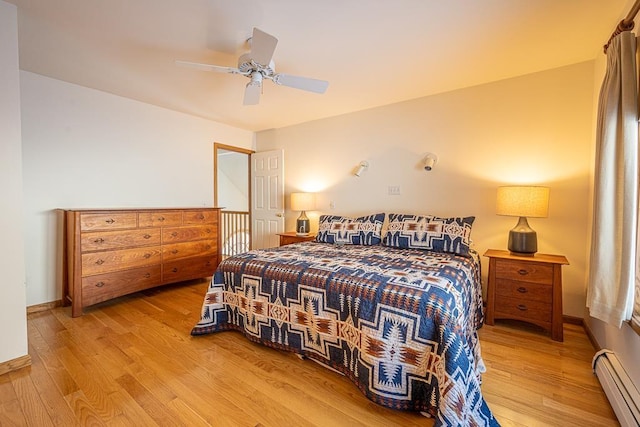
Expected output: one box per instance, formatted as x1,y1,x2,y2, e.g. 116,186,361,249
192,213,498,426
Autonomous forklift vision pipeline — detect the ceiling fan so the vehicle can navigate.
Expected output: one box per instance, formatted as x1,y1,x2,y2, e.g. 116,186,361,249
176,28,329,105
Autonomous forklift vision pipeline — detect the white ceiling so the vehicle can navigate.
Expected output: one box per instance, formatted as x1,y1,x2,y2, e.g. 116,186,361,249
7,0,627,131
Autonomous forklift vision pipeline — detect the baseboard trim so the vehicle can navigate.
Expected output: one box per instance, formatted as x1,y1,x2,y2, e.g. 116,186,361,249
563,315,584,326
0,354,31,376
583,321,601,351
27,300,62,315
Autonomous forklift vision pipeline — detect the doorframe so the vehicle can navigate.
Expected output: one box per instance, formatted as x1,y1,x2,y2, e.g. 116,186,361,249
213,142,255,253
213,142,254,207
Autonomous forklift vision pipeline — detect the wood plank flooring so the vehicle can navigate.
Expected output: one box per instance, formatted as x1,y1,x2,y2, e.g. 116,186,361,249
1,280,619,426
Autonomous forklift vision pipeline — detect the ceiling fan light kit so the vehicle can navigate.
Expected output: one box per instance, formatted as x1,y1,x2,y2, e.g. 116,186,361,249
177,27,329,105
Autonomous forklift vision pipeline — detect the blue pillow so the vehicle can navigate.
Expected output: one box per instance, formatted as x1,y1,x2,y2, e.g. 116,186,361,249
316,213,385,245
383,213,474,255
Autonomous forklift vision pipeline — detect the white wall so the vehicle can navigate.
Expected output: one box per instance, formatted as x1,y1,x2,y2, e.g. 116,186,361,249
0,1,28,363
218,151,249,211
257,61,595,318
20,71,254,305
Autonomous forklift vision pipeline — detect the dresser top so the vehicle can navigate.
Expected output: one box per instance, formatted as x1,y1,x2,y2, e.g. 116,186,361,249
60,207,222,212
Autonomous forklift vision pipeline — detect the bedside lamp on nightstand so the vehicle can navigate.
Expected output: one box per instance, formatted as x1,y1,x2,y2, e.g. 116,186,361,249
496,186,549,256
291,192,315,236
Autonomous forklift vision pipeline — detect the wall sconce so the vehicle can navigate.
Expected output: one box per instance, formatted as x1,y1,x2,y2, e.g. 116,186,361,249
290,192,316,235
496,186,549,255
422,153,438,171
353,161,369,177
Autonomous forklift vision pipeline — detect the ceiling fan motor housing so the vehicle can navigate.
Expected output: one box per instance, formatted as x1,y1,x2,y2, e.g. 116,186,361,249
238,53,275,76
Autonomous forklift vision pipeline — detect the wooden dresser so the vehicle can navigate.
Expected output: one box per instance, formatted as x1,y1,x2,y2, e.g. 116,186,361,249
484,249,569,341
62,208,221,317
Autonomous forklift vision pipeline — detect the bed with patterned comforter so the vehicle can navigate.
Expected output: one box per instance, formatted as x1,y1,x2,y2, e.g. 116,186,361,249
192,240,498,426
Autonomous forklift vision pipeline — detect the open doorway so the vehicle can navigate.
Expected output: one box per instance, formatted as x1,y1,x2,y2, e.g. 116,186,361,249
214,143,254,259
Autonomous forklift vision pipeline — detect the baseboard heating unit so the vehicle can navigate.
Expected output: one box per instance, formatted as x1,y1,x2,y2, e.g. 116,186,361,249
592,349,640,427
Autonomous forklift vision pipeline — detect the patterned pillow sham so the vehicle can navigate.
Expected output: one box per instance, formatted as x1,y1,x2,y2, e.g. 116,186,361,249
383,213,475,256
315,213,385,245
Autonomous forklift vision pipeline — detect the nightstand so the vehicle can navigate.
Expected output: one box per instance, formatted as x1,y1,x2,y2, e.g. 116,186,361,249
277,232,316,246
484,249,569,341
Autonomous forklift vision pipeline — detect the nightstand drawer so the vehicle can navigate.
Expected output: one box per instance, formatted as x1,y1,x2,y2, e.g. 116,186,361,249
494,296,552,323
495,279,552,303
495,259,553,284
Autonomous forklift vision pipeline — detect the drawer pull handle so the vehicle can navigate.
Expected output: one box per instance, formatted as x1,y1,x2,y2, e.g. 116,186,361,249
143,234,151,239
158,216,165,221
144,273,151,278
517,304,528,311
198,214,205,220
171,232,178,237
94,238,104,243
205,228,211,234
105,218,115,224
95,259,105,265
95,282,105,288
172,268,178,273
517,287,528,293
143,253,152,259
517,269,529,276
171,250,178,254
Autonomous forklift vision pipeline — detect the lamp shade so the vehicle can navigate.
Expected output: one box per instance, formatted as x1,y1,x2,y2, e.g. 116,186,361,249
291,192,315,211
496,186,549,218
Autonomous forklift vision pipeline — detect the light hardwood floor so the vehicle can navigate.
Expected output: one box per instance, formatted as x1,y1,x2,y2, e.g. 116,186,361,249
1,280,619,426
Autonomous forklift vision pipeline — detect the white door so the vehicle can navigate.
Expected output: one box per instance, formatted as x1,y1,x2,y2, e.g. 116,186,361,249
251,149,284,249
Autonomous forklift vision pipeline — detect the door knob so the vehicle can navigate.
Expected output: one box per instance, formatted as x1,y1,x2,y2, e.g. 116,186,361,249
276,212,285,217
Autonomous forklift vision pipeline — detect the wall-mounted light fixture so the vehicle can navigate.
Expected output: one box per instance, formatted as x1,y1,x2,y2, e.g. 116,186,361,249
290,192,316,235
353,161,369,177
422,153,438,171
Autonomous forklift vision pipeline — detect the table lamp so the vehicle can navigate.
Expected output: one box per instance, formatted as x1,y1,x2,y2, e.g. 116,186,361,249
496,186,549,255
291,192,315,235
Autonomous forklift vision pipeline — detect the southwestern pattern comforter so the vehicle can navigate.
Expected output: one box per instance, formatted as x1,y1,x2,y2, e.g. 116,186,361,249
192,242,498,426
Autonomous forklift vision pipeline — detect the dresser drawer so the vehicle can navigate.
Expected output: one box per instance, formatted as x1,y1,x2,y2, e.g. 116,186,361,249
81,246,162,276
163,255,217,283
162,225,217,244
183,210,218,225
81,265,162,306
81,229,161,252
495,259,553,285
138,211,183,228
162,239,218,261
495,278,552,304
80,213,137,231
494,295,552,323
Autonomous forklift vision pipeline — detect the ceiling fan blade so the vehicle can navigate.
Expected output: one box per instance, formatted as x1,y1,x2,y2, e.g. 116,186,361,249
243,82,261,105
249,28,278,65
273,74,329,94
175,60,243,75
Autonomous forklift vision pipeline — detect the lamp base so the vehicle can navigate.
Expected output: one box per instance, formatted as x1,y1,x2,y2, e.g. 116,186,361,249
296,213,310,236
507,217,538,255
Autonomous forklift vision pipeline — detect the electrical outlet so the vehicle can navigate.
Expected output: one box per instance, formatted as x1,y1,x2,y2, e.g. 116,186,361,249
388,185,401,195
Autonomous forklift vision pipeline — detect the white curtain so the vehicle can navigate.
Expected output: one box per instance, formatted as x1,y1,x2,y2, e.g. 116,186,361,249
587,31,638,328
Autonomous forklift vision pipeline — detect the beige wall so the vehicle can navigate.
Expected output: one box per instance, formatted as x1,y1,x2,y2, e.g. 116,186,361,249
0,0,28,364
257,61,595,317
20,71,254,306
